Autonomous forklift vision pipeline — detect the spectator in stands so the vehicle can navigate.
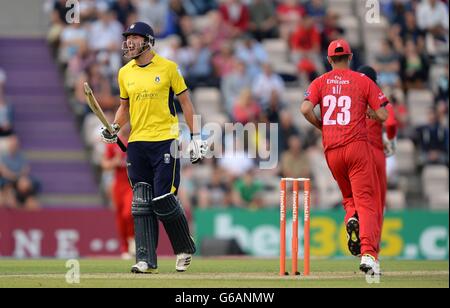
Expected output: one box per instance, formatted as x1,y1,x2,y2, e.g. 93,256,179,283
305,0,327,23
384,0,411,29
219,0,250,38
276,0,305,42
436,63,449,103
137,0,173,38
159,34,183,62
235,34,268,80
280,135,311,179
110,0,136,27
0,99,14,146
321,11,345,54
168,0,189,45
58,22,88,65
181,34,215,90
47,0,72,53
436,101,449,127
248,0,278,41
219,133,255,178
232,170,264,209
79,0,98,22
202,10,233,54
400,11,426,50
198,164,233,208
400,39,430,89
278,110,300,153
221,59,252,115
0,70,14,153
212,40,236,78
45,0,448,211
252,63,285,109
232,88,261,125
290,15,324,74
0,136,40,210
416,0,449,43
374,40,401,87
66,42,96,89
52,0,72,24
263,90,286,124
87,7,123,53
183,0,218,16
75,62,115,119
415,108,449,166
389,88,410,138
297,54,320,85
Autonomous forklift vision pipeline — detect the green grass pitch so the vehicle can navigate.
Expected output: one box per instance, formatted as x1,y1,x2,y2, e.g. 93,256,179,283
0,258,447,288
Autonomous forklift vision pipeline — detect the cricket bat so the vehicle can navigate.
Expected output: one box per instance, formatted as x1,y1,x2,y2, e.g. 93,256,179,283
84,82,127,152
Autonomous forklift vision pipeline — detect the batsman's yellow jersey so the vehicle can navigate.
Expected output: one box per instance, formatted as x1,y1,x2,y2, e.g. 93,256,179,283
118,52,188,142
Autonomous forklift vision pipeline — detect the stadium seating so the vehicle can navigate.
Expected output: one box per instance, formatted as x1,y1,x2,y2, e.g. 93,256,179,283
422,165,449,210
395,139,417,175
407,89,434,127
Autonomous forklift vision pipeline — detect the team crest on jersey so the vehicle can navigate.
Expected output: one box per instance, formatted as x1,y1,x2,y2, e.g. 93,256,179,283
155,76,161,83
164,153,171,164
304,90,310,97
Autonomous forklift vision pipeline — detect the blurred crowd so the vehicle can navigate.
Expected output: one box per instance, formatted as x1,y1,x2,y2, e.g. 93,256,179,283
0,69,40,210
45,0,448,210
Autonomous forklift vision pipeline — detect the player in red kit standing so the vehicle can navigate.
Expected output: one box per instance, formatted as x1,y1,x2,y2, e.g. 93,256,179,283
358,65,398,256
301,39,388,274
102,126,134,259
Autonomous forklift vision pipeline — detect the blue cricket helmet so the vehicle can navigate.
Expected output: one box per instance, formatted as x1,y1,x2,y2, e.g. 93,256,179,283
123,22,155,45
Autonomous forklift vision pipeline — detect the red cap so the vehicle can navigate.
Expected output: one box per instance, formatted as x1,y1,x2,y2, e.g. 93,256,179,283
328,39,352,57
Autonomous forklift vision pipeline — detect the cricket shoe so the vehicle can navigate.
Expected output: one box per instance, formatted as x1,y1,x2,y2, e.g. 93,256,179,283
131,261,158,274
346,216,361,257
360,254,381,275
175,253,192,272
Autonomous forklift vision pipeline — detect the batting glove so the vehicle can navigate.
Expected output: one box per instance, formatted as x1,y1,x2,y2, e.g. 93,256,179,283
383,132,397,157
101,123,120,144
188,133,209,164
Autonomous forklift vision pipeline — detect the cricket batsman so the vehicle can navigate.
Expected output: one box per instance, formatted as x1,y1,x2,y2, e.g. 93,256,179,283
358,65,398,255
101,22,208,274
301,39,388,274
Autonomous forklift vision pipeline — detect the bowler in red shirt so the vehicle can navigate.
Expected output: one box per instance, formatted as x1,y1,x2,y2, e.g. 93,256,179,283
301,39,388,275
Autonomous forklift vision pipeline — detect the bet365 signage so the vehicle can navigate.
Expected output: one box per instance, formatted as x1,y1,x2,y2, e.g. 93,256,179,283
195,209,449,260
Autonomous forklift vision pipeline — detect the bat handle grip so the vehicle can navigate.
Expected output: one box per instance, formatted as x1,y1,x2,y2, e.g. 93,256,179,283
117,137,127,152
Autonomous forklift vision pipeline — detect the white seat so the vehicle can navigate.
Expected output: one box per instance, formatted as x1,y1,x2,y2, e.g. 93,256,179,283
338,16,361,47
272,61,298,76
407,89,434,126
395,139,416,174
326,0,354,17
193,87,222,119
262,39,289,65
422,165,449,200
386,190,406,210
429,192,449,210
